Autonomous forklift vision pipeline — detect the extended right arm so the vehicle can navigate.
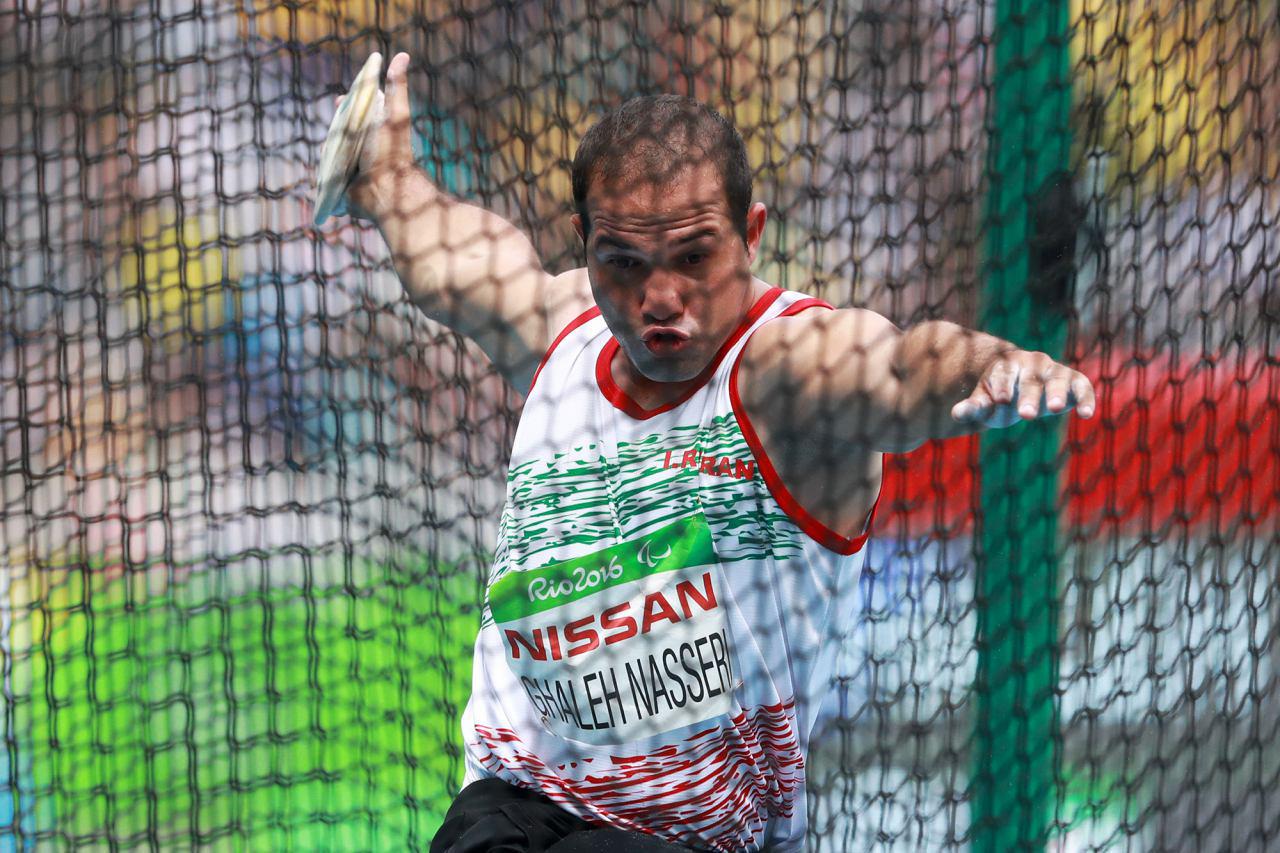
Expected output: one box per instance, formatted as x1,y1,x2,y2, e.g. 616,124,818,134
343,53,592,393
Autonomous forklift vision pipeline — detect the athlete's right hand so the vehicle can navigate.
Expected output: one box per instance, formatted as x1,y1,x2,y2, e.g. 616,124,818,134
339,51,427,223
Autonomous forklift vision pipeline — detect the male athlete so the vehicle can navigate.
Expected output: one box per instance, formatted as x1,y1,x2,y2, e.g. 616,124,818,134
335,53,1095,852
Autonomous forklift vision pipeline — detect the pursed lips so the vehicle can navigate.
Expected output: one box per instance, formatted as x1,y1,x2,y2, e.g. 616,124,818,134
641,327,692,343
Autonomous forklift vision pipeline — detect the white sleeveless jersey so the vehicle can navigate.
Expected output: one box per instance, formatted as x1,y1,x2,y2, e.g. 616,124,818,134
460,287,878,851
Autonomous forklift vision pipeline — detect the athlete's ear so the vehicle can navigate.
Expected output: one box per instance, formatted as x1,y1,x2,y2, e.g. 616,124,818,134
744,203,767,263
571,213,586,245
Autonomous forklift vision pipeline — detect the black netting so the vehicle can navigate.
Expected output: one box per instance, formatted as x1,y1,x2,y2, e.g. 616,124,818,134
1,0,1276,849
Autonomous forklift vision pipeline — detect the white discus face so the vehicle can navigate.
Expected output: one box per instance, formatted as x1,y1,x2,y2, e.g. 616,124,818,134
313,52,384,226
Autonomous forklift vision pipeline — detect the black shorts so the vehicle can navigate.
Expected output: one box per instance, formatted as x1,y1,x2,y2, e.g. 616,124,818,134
430,777,693,853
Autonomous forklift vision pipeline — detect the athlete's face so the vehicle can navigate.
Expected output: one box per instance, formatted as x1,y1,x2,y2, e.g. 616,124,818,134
574,161,767,383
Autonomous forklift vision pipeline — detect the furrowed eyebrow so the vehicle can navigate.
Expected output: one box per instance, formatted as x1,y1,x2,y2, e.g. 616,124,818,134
672,229,718,245
593,236,636,251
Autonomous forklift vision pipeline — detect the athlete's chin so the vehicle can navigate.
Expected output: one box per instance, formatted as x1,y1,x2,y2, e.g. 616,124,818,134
634,351,708,384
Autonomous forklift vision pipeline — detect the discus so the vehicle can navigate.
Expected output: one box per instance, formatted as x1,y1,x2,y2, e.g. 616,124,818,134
313,52,383,226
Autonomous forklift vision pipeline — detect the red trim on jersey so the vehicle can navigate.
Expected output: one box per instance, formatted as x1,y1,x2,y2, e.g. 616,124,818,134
595,287,784,420
529,306,602,392
729,297,879,555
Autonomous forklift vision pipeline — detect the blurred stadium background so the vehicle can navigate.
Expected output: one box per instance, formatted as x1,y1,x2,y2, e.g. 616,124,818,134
0,0,1276,849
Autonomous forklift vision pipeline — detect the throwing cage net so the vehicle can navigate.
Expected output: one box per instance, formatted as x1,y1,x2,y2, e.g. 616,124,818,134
1,0,1276,849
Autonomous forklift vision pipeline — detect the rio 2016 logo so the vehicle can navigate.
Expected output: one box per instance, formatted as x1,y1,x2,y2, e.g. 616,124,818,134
527,555,624,602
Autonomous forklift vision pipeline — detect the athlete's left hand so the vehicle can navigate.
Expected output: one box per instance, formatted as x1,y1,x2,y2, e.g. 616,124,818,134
950,350,1096,428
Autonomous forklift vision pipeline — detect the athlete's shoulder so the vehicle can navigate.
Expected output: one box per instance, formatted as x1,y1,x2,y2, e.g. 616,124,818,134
525,268,601,394
737,300,901,424
544,268,597,338
743,299,896,370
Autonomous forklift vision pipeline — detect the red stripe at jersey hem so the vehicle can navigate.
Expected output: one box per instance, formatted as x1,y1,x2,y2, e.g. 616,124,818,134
595,287,784,421
529,305,602,392
728,297,878,555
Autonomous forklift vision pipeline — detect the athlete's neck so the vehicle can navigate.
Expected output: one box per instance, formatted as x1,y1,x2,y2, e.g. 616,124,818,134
610,350,703,411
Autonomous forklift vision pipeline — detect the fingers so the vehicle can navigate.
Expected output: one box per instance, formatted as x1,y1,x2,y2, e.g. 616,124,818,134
1043,369,1073,415
955,354,1100,426
384,51,413,155
1016,369,1044,419
352,52,411,183
952,358,1013,422
1040,366,1097,419
1071,373,1096,418
387,51,411,90
981,356,1098,425
951,391,993,422
985,358,1019,406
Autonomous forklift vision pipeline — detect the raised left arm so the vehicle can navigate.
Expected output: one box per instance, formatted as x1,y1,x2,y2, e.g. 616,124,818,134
738,307,1096,456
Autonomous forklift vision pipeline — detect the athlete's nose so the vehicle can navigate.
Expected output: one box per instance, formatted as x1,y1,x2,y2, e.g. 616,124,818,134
639,273,684,324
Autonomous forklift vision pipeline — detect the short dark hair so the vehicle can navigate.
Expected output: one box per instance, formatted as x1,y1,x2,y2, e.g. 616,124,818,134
571,95,753,242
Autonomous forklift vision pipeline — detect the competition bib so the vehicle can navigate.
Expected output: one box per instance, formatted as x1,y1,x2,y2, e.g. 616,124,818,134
488,513,735,745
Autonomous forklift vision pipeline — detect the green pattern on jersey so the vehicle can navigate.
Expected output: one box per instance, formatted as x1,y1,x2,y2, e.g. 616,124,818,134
483,415,801,628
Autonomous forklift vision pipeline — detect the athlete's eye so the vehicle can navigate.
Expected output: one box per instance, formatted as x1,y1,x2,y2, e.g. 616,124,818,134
606,256,639,271
683,252,707,266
